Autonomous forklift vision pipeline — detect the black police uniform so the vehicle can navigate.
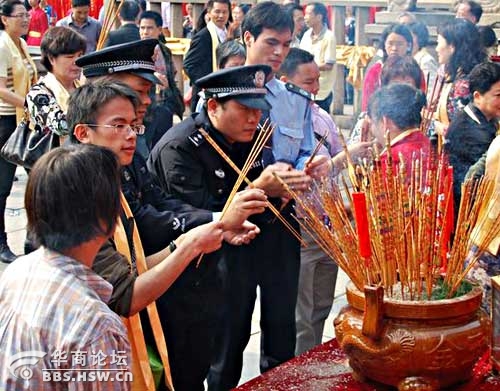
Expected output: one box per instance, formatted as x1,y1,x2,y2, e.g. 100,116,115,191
122,153,213,255
147,110,237,391
149,108,300,391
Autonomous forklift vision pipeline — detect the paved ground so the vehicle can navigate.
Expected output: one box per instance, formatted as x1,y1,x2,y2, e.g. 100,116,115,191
2,166,349,386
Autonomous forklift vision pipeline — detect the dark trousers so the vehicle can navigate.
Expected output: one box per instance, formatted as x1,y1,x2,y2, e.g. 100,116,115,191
207,214,301,391
148,254,225,391
315,92,333,114
0,115,17,243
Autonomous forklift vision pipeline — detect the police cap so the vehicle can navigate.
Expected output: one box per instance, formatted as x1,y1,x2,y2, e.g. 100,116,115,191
196,65,272,111
76,39,160,84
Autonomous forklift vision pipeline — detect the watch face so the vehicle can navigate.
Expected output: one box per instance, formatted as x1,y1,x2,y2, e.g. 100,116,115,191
492,276,500,367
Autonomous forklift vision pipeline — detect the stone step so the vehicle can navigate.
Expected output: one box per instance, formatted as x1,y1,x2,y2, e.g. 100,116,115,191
374,10,455,25
365,23,500,44
374,10,500,27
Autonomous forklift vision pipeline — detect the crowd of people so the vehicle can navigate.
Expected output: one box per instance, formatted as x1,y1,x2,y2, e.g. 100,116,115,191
1,0,500,390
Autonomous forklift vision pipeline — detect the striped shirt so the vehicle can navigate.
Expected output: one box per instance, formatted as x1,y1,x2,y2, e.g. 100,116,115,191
0,248,131,390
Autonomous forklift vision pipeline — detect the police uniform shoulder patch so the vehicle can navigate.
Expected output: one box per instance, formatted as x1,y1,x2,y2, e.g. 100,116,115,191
285,82,312,101
188,129,206,147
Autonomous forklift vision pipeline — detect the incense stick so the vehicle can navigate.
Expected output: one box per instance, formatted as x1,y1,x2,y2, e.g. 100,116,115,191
198,128,305,246
196,122,280,265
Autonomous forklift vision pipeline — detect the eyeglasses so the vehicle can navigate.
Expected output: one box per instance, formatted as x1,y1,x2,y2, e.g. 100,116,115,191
83,124,146,135
385,41,407,49
8,13,31,19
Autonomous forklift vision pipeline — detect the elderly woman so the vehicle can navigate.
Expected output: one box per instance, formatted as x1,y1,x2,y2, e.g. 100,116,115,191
367,83,429,175
26,26,86,142
0,0,37,264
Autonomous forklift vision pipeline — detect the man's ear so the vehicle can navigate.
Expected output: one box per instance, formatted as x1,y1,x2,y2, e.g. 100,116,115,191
206,98,218,115
243,31,254,48
279,75,288,83
73,124,91,144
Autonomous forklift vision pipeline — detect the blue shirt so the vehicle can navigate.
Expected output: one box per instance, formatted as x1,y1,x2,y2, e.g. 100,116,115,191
265,78,314,169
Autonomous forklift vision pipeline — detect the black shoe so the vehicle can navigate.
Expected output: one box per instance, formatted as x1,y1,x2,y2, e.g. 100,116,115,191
0,243,17,264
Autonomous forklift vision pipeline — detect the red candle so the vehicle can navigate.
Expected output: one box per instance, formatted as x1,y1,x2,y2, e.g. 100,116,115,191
352,192,372,262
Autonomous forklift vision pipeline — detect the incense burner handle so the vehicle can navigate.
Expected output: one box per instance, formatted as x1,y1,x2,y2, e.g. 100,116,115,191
362,285,384,340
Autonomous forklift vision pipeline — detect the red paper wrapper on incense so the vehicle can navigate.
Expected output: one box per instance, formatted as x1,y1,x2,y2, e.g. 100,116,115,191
352,192,371,262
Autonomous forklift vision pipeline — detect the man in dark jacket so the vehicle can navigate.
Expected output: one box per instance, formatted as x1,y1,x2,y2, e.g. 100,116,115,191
183,0,231,112
104,0,140,47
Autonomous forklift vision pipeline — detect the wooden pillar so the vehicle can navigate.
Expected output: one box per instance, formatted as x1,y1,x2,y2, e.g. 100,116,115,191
354,6,369,46
170,3,184,38
332,5,345,115
353,6,370,115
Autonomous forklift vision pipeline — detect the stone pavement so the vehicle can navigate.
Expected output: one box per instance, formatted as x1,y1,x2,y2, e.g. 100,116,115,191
1,166,349,386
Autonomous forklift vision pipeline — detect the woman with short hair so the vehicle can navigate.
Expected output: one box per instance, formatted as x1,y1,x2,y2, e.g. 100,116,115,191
26,26,86,143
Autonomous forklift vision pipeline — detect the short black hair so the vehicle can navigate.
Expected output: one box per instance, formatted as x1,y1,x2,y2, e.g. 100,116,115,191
460,0,483,22
242,1,293,41
216,39,246,69
120,0,140,21
71,0,89,7
368,83,426,130
308,3,329,29
478,25,497,49
206,0,230,12
40,27,87,70
68,81,140,142
0,0,23,30
140,10,162,28
469,62,500,95
25,144,121,252
279,47,314,78
283,3,302,20
380,55,422,88
407,21,429,50
380,23,413,61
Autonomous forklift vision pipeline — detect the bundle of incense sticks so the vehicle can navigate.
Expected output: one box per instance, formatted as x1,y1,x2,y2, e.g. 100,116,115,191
420,75,444,135
197,120,288,265
287,135,500,300
198,128,305,246
96,0,125,50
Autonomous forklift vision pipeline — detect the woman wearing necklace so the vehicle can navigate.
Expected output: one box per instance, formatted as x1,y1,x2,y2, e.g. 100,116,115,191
0,0,37,264
26,26,85,144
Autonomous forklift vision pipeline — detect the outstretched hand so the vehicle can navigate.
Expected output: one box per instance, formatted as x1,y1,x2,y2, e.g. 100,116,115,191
223,220,261,246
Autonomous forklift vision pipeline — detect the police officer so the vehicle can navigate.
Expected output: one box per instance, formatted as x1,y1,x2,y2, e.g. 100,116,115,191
74,41,268,390
148,64,314,391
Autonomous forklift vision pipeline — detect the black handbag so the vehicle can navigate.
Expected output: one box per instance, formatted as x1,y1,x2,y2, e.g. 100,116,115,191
0,110,60,169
